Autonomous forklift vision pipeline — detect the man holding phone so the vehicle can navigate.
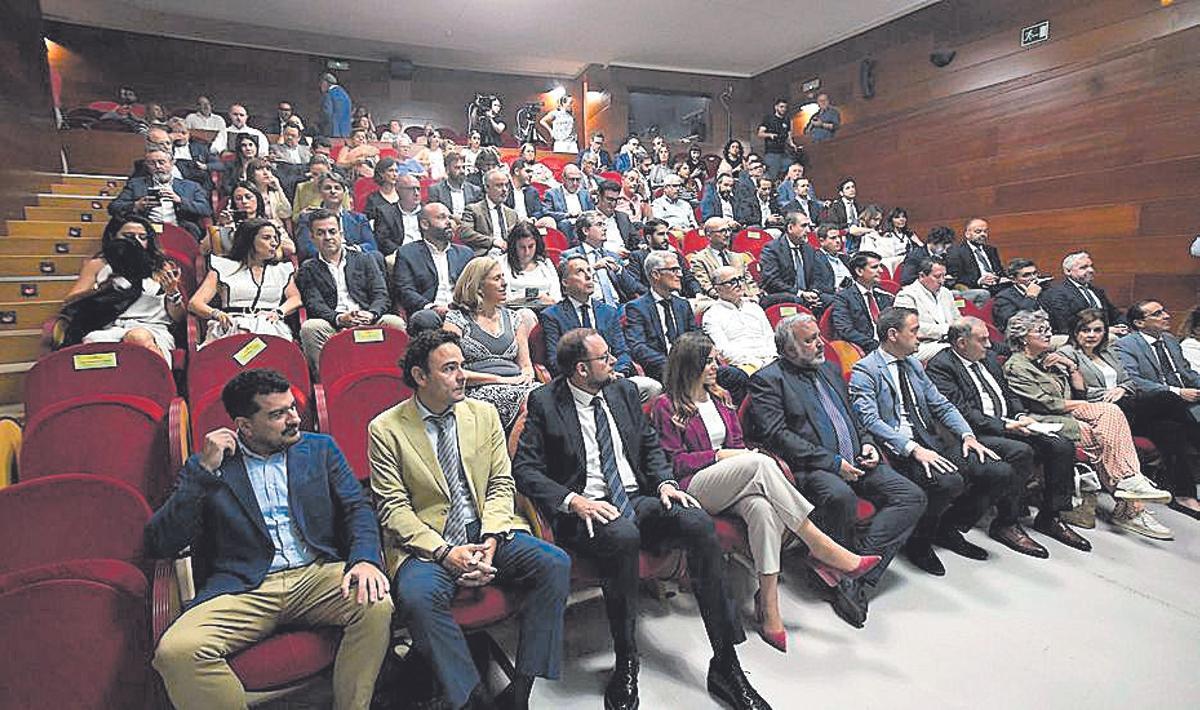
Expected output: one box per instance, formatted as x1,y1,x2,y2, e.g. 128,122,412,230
108,148,211,238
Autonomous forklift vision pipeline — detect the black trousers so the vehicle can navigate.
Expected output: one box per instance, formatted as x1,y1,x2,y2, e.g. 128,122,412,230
1123,391,1200,498
1010,430,1077,515
554,493,742,656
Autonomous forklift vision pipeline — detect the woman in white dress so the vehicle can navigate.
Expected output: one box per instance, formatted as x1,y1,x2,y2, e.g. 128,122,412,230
539,95,578,153
857,205,906,275
418,127,447,180
189,219,301,345
497,222,561,305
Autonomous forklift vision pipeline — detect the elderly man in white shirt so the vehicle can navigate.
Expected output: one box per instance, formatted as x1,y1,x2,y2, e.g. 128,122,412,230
702,265,777,374
893,256,961,362
651,175,699,231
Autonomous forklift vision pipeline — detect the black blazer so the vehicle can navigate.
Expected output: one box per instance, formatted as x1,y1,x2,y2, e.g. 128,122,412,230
296,249,391,322
945,241,1002,290
823,199,859,230
512,377,674,520
734,193,781,228
992,284,1039,332
1038,279,1124,334
363,191,418,256
780,197,823,224
505,184,546,220
925,349,1023,438
393,240,475,314
759,236,821,298
809,250,852,309
746,359,871,474
830,286,894,353
625,247,700,298
625,291,696,381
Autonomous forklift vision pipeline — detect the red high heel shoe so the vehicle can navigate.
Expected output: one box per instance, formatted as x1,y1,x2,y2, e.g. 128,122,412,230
809,554,882,587
754,590,787,653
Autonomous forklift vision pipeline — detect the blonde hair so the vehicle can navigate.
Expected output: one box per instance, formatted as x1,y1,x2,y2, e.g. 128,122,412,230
452,256,501,314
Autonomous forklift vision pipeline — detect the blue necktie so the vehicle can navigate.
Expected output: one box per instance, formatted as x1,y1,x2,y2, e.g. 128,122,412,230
813,373,856,462
591,397,635,520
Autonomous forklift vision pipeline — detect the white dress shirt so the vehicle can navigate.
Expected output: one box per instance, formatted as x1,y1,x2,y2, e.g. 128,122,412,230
319,249,362,314
651,195,697,230
486,198,507,239
184,112,226,132
602,215,625,254
696,398,727,449
954,351,1007,418
399,205,423,245
210,124,269,155
701,299,776,369
511,189,529,221
563,381,638,507
563,189,583,217
424,239,454,307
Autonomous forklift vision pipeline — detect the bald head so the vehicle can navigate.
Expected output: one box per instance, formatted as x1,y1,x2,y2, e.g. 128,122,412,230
419,202,453,244
703,217,734,250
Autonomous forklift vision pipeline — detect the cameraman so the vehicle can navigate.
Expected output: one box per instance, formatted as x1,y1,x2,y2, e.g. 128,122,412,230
109,148,211,239
474,96,506,147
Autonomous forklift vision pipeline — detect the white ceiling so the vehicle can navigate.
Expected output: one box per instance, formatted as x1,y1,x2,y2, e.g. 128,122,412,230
42,0,936,78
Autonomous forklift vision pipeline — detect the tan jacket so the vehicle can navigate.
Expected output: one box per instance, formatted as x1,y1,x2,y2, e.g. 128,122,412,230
689,247,760,299
1001,352,1083,440
368,397,528,576
461,199,520,255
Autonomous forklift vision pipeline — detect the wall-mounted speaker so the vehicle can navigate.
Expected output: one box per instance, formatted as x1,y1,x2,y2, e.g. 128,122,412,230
930,50,957,68
389,58,415,80
860,58,876,99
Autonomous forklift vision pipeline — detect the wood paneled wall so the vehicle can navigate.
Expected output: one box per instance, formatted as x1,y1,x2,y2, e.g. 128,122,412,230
753,0,1200,313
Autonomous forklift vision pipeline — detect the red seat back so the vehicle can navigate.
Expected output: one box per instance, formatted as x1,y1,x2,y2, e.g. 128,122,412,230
319,369,409,481
764,302,810,328
599,171,622,183
353,177,380,212
542,227,569,251
318,327,408,387
825,340,864,382
876,278,900,294
681,228,706,256
818,308,836,340
732,228,771,260
187,334,311,407
25,342,177,418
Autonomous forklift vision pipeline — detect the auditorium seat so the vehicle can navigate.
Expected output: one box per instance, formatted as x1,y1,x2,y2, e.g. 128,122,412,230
818,307,836,340
315,368,409,481
825,340,865,382
542,226,569,251
317,325,408,386
764,302,811,328
681,228,706,256
353,177,379,212
732,228,771,260
527,323,552,383
24,341,180,418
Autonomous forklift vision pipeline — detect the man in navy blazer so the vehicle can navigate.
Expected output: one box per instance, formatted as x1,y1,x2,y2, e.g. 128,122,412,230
759,212,824,311
831,251,895,352
543,164,595,234
1039,251,1127,336
700,173,737,222
625,218,700,298
394,203,475,334
109,148,211,238
146,369,392,710
508,158,549,222
575,132,612,170
560,211,643,305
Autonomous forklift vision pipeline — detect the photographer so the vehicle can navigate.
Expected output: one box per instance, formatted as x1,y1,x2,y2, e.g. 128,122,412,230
473,96,506,147
108,148,211,239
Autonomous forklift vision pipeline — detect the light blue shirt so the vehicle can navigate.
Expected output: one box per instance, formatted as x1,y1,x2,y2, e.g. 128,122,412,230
239,439,318,572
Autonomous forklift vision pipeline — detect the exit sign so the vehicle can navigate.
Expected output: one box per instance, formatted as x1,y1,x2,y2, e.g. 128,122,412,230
1021,21,1050,47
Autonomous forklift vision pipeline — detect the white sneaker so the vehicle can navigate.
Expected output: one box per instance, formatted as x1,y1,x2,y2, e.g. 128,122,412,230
1113,509,1174,540
1113,475,1172,503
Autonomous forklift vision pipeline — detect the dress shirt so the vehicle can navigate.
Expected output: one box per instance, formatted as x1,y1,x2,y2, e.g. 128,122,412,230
702,299,775,368
602,215,625,254
719,197,734,219
238,438,318,573
424,239,454,307
211,125,269,155
954,352,1007,418
184,112,226,132
399,205,423,245
878,349,918,453
1140,331,1184,393
824,251,853,289
696,398,727,449
512,188,529,221
486,198,507,240
758,197,774,222
415,398,479,532
563,189,583,217
656,296,678,349
855,282,879,322
971,243,995,275
581,244,619,305
1069,278,1104,310
564,382,638,506
148,178,178,225
567,296,592,327
319,249,362,314
172,144,197,165
651,196,696,230
274,143,304,164
1094,358,1119,390
842,199,858,225
786,239,808,293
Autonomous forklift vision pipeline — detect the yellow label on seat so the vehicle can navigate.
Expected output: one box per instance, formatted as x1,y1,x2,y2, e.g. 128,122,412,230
353,328,385,343
232,337,268,366
780,306,797,316
73,352,118,370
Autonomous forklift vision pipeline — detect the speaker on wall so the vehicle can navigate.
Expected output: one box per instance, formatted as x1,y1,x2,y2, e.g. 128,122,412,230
930,50,957,68
859,58,876,99
389,58,415,80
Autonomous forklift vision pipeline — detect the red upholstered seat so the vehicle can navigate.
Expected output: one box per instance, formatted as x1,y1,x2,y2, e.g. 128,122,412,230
227,628,341,692
450,586,515,629
25,341,179,418
818,308,836,340
190,384,312,452
681,228,706,256
353,177,380,212
713,516,750,557
825,340,865,382
876,278,900,294
318,326,408,387
316,368,409,481
764,302,810,328
528,323,552,383
542,227,569,251
732,228,771,260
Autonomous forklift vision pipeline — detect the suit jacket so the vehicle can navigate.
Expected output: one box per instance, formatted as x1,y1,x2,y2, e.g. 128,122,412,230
1058,344,1138,401
1038,279,1124,334
1114,331,1200,396
109,176,212,226
461,199,520,254
759,236,821,298
945,241,1002,290
130,157,214,198
297,249,391,322
542,186,595,229
145,434,383,608
540,299,635,377
747,359,870,475
505,184,546,220
824,199,860,231
362,192,418,256
649,394,745,486
604,210,640,251
926,349,1024,438
893,281,960,343
625,291,696,381
426,178,483,214
810,250,853,309
831,285,894,352
626,247,700,298
734,193,781,228
394,239,475,314
512,377,674,519
367,398,527,575
1001,352,1083,439
849,349,974,457
295,210,378,261
689,247,760,299
575,148,612,170
560,244,642,301
269,142,312,165
992,284,1040,332
699,188,734,222
779,196,823,224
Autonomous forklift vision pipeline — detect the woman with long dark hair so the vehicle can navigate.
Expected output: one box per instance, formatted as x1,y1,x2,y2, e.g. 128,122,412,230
717,139,745,177
205,180,296,258
220,134,261,198
497,222,560,305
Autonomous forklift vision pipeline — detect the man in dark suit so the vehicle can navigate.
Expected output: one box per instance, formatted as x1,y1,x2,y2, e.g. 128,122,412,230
735,176,785,231
898,225,955,286
594,179,640,253
927,318,1084,552
508,158,550,225
576,132,612,170
945,218,1003,292
624,218,700,298
561,211,643,306
543,163,595,234
747,313,925,628
296,209,406,372
992,258,1045,332
512,329,771,710
778,177,822,224
146,369,392,710
824,177,859,232
759,211,823,310
830,251,894,353
810,224,855,310
110,148,212,238
394,203,475,334
426,150,482,218
1039,251,1127,336
700,173,737,222
460,167,519,255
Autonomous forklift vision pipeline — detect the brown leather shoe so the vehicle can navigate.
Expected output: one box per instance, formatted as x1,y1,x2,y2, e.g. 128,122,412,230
1033,515,1092,552
989,524,1049,559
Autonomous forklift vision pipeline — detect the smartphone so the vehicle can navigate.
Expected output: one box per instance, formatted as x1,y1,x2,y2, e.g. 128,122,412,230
525,287,539,300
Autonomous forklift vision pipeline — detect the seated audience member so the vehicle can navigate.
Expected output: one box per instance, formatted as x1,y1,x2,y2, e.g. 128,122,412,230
946,218,1003,292
467,147,500,190
674,162,703,203
377,119,404,144
392,134,427,177
700,173,738,222
859,206,907,275
893,257,961,361
683,144,706,181
927,318,1081,552
110,148,211,239
219,134,264,199
825,177,861,247
364,163,423,255
626,218,699,298
461,168,520,255
512,328,772,710
518,142,558,187
716,138,745,177
296,209,405,371
561,211,642,307
1002,310,1172,540
1179,306,1200,371
460,130,483,173
758,211,823,311
1113,301,1200,516
427,149,483,218
163,121,215,195
831,251,894,353
746,313,924,628
417,128,447,180
593,178,639,255
206,181,297,258
543,163,595,234
209,103,269,156
334,128,381,180
183,94,225,132
621,170,653,216
295,174,377,260
849,307,1016,576
612,135,642,174
60,216,184,361
499,222,561,304
899,225,955,286
992,258,1045,332
395,203,475,335
1038,251,1127,336
270,125,312,166
441,257,539,430
811,224,855,306
872,207,915,270
736,176,785,231
646,144,674,188
367,330,570,710
540,256,661,402
691,217,761,301
508,158,555,229
273,100,304,137
292,155,348,219
626,250,749,402
652,331,879,651
651,174,699,231
576,131,612,170
246,158,293,227
703,266,776,374
774,163,802,205
190,219,300,345
804,92,840,142
147,369,392,710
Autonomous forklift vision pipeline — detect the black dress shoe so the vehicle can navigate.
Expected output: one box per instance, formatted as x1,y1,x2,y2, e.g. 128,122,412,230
1033,515,1092,552
830,579,866,629
1167,500,1200,520
707,655,772,710
904,541,946,576
604,656,639,710
988,524,1049,559
933,529,989,560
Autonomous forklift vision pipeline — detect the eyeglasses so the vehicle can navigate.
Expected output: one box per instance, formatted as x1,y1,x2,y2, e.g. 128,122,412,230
580,350,615,363
715,277,745,287
707,227,733,235
1143,308,1168,318
1031,324,1052,335
564,176,582,182
654,266,683,274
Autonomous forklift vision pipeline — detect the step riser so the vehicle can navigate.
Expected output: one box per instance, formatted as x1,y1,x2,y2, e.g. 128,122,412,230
62,176,126,187
0,281,73,301
0,372,24,406
0,302,59,330
0,238,100,255
50,184,122,196
0,333,44,364
7,221,105,238
38,196,113,209
25,207,110,222
0,256,88,277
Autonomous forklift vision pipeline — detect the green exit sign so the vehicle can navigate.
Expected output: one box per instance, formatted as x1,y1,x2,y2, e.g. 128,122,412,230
1021,21,1050,47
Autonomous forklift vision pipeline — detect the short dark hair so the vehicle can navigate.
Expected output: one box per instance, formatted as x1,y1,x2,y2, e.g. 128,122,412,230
555,328,598,377
1127,299,1160,327
774,97,788,106
222,369,291,420
642,217,669,236
557,254,589,282
816,223,841,240
512,157,531,172
837,176,855,192
1068,308,1111,349
402,330,462,390
876,306,917,343
1006,257,1036,277
925,225,956,245
917,256,945,277
373,156,398,185
308,208,339,231
849,250,882,275
597,179,621,195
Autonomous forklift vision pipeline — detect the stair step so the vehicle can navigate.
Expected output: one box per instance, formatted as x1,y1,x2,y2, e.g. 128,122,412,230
0,362,34,406
0,279,74,301
0,330,44,364
0,255,88,277
61,175,126,188
6,221,105,238
50,183,121,197
0,237,100,256
38,195,113,209
25,206,110,222
0,301,60,330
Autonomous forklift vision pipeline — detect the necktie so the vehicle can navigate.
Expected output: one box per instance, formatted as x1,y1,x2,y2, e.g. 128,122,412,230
588,248,618,305
718,250,730,266
791,247,807,291
659,298,679,345
491,203,506,238
866,289,880,322
970,361,1006,418
894,360,933,445
429,414,475,545
846,200,857,225
579,302,593,329
591,397,634,519
813,373,856,462
974,246,994,274
1152,340,1184,388
1078,284,1102,309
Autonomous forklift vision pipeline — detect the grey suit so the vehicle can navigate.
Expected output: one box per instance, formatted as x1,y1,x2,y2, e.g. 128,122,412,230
426,179,483,216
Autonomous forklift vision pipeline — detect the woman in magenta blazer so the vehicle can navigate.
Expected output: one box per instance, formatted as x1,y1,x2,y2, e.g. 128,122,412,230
650,332,878,652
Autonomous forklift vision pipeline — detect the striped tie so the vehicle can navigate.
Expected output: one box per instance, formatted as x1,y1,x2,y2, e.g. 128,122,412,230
592,397,635,520
429,414,475,545
814,374,856,462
